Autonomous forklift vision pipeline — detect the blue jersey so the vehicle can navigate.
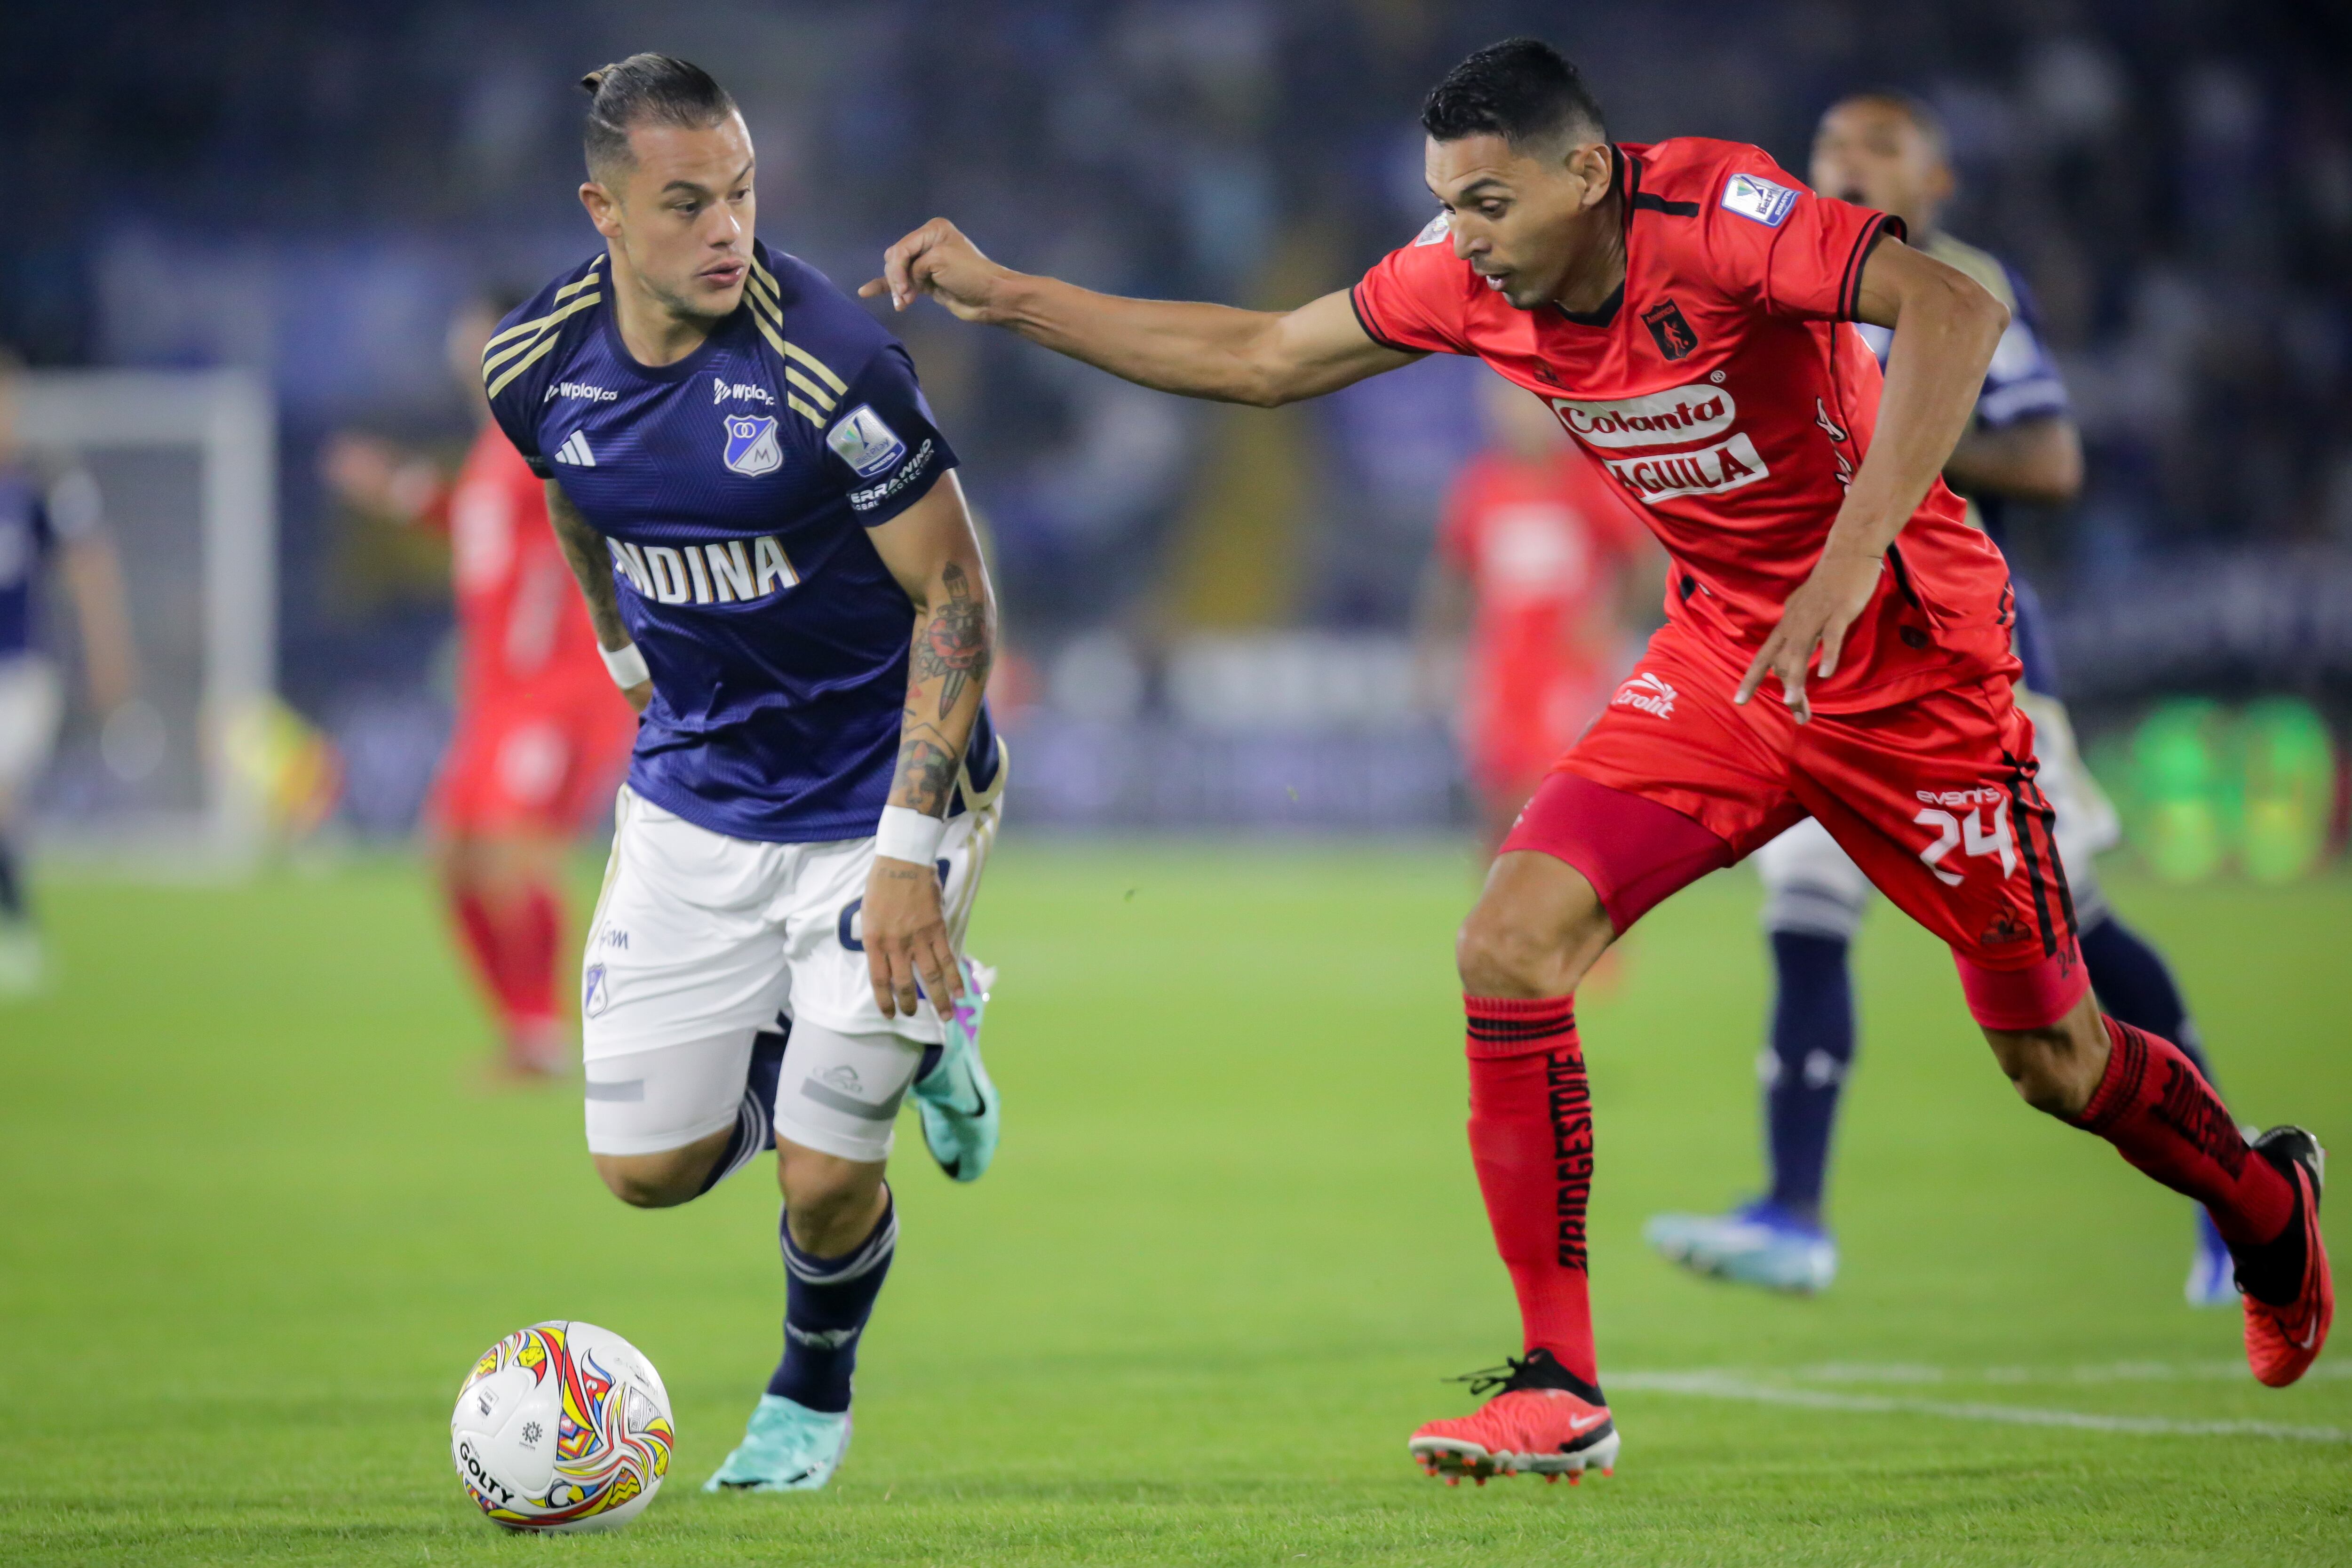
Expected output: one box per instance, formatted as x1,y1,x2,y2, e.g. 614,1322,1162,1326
0,464,101,660
1859,231,2071,694
485,240,995,844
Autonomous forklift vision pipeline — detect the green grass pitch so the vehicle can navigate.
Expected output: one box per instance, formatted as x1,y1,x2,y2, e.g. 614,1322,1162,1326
3,844,2347,1565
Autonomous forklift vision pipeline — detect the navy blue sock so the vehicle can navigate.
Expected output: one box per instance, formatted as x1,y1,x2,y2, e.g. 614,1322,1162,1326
0,835,25,921
1764,931,1855,1224
2079,914,2219,1090
768,1193,897,1414
748,1023,789,1151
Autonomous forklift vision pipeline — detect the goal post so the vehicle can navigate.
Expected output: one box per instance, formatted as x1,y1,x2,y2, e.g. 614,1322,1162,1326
15,368,278,870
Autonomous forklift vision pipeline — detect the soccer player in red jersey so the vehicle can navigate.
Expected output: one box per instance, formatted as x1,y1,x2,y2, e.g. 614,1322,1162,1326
865,38,2333,1475
324,299,637,1076
1420,373,1656,856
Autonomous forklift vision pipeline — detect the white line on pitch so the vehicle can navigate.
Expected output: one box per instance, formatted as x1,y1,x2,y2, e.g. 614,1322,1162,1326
1757,1360,2352,1386
1614,1371,2351,1444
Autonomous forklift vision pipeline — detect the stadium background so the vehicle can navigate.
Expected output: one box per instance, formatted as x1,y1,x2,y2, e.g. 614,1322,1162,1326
5,0,2349,842
5,3,2352,1564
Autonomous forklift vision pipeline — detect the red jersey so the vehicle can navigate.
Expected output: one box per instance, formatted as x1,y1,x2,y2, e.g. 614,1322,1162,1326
1355,138,2018,714
1440,446,1647,787
444,423,609,711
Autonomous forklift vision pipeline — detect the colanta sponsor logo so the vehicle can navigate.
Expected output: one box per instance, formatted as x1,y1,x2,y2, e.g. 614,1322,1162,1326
1551,383,1735,448
1599,433,1770,502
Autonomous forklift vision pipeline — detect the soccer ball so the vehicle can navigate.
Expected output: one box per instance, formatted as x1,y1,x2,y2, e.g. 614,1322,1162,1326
450,1321,675,1532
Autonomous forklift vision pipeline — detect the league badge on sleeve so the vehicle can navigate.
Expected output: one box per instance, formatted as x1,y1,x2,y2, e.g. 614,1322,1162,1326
825,405,908,478
1720,173,1798,228
721,414,783,477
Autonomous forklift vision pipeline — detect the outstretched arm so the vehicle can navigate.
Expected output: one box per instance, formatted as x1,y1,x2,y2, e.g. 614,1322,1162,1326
861,471,996,1020
862,220,1421,407
1734,238,2008,721
544,481,652,715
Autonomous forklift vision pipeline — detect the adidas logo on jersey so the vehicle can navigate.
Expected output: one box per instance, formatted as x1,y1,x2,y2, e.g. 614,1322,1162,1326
552,430,597,467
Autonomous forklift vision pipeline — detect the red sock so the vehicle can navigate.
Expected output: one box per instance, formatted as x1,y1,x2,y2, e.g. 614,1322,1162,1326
1465,994,1597,1388
451,889,511,1015
2074,1015,2294,1248
501,883,563,1028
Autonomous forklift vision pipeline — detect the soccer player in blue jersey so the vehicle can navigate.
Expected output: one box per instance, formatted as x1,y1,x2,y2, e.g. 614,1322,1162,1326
484,56,1006,1492
1644,90,2241,1305
0,349,142,995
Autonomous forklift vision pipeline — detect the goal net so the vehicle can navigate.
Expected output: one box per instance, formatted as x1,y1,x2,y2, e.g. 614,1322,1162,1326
15,369,277,870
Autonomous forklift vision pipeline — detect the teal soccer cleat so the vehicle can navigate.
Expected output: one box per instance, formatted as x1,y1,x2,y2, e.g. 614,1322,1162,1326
704,1393,851,1493
912,955,999,1182
1644,1199,1837,1294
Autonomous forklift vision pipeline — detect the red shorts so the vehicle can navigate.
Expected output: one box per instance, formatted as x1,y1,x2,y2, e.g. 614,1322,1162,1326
428,690,636,837
1501,621,2087,1030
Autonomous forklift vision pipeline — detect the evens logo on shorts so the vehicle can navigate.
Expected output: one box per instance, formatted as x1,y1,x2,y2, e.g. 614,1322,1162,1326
1552,384,1735,448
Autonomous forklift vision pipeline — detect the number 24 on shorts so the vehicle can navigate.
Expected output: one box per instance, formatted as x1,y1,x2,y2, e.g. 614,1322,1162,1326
1913,792,2017,887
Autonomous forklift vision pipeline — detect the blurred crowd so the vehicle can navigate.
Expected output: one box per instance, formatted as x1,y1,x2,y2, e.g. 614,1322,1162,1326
1,0,2347,814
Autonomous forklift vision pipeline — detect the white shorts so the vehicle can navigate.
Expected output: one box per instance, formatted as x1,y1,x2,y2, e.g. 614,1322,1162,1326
0,657,63,799
583,1020,929,1163
580,781,1000,1059
1757,689,2114,938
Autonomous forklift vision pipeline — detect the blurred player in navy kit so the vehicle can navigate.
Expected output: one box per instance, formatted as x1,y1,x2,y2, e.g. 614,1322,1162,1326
486,56,1005,1495
0,349,141,995
1645,90,2242,1306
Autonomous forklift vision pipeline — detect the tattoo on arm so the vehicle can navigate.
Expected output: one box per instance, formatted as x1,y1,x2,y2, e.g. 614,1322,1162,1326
911,562,993,720
544,482,632,650
892,732,959,816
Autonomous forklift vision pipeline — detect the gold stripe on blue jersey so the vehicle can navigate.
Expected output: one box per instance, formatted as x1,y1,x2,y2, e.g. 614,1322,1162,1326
482,292,603,386
484,270,602,352
485,328,569,400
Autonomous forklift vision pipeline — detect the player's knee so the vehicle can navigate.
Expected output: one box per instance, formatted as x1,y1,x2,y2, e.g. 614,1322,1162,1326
1984,1019,2103,1118
592,1152,704,1210
1456,906,1561,997
779,1144,885,1250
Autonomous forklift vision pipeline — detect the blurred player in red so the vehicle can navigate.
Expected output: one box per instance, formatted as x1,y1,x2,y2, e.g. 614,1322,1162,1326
324,298,636,1075
869,35,2333,1475
1420,371,1656,855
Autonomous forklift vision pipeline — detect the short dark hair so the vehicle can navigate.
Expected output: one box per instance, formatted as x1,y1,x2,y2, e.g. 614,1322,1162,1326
1422,39,1606,151
580,54,738,180
1825,88,1950,163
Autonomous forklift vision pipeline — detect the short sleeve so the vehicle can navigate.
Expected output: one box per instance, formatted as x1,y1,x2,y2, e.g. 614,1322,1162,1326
821,343,958,527
1698,150,1901,324
486,375,550,479
1974,263,2069,429
1351,219,1472,356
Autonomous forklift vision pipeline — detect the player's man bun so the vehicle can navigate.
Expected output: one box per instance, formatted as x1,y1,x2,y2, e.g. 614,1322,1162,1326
580,53,738,180
1422,38,1607,151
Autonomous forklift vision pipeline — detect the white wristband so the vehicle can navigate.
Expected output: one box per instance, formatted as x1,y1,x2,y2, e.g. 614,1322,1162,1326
875,805,947,865
600,641,650,689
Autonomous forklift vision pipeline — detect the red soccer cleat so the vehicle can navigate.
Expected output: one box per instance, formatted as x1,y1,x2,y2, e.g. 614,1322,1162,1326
2242,1127,2331,1389
1408,1349,1619,1484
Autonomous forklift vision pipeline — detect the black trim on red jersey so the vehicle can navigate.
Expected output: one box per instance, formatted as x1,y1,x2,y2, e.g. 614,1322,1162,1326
1348,282,1418,354
1554,281,1624,329
1631,193,1700,216
1837,212,1907,321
